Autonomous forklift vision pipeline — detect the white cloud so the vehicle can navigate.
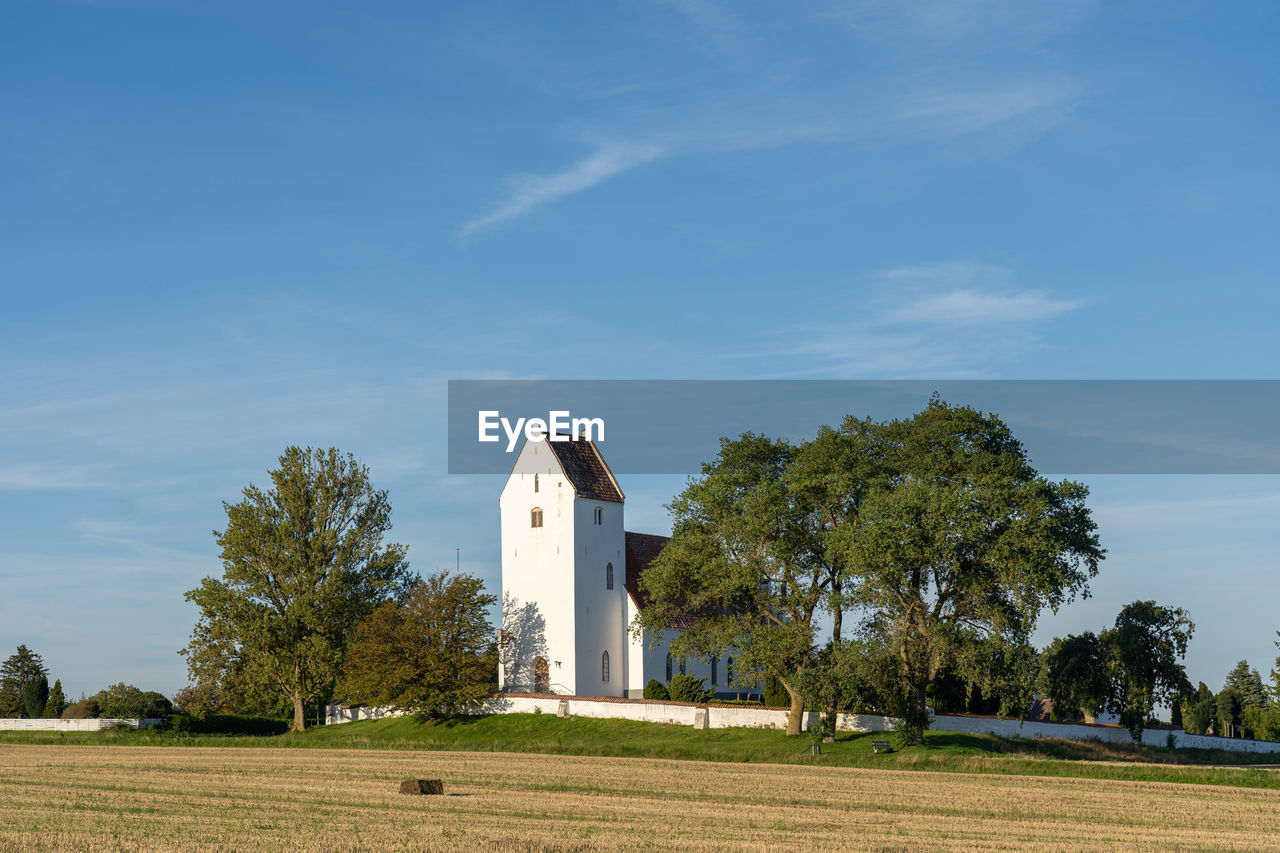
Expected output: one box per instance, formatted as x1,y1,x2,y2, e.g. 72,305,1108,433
459,141,666,240
885,289,1081,326
0,463,113,491
759,262,1084,377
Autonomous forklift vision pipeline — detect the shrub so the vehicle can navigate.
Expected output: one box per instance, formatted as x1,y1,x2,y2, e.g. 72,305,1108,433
643,679,669,701
61,699,100,719
93,684,174,719
167,714,289,736
667,673,712,704
762,676,789,708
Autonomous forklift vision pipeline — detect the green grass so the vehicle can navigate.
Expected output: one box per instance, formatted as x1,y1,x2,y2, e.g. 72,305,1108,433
4,713,1279,791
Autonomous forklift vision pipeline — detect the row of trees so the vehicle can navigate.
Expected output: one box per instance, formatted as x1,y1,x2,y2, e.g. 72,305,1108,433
1181,641,1280,741
1,646,172,720
635,397,1106,740
1038,600,1194,740
181,447,490,731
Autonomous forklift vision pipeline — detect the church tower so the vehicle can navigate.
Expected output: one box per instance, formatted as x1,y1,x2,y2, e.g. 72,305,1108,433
499,435,627,696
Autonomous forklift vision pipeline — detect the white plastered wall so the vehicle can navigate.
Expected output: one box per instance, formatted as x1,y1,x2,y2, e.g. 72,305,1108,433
499,439,577,693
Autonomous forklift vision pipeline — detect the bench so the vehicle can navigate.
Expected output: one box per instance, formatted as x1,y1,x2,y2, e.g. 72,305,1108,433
871,740,893,754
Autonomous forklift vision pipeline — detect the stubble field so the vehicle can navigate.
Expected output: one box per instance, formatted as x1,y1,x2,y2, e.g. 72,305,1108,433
1,744,1277,851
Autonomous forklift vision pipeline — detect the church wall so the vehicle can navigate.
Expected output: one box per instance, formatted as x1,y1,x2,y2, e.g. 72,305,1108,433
572,497,626,697
500,440,578,694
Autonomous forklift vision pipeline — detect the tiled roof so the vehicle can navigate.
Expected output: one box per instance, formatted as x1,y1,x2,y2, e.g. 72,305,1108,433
546,437,624,503
624,531,696,629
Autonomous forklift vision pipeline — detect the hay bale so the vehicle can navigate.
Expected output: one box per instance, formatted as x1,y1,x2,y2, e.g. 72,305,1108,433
399,779,444,795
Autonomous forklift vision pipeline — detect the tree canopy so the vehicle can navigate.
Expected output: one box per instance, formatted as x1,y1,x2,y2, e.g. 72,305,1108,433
840,400,1103,740
1101,600,1194,742
636,398,1104,738
182,446,414,731
1039,632,1109,722
339,571,497,719
0,645,48,718
635,432,823,734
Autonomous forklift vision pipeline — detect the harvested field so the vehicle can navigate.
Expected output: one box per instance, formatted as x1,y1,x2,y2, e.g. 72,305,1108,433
1,744,1277,851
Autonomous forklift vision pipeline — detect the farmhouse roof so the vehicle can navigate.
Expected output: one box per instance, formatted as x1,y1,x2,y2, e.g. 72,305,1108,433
624,531,696,629
545,437,625,503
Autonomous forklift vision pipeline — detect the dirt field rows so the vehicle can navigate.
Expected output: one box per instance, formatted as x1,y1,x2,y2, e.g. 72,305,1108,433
1,744,1277,851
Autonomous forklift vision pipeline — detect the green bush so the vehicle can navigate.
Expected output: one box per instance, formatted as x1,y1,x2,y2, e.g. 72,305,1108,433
167,714,289,736
93,684,174,719
762,676,789,708
61,699,99,719
667,673,712,704
643,679,669,701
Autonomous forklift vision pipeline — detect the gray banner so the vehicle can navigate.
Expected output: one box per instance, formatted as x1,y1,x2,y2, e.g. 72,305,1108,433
447,380,1280,475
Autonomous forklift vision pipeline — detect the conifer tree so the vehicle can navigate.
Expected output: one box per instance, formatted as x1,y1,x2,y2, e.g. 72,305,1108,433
0,645,48,718
22,674,48,719
43,680,67,718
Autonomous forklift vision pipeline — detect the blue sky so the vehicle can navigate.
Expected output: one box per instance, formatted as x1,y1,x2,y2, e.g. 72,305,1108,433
2,1,1279,701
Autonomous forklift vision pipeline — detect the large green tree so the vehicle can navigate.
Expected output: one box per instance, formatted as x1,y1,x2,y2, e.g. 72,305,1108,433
183,446,413,731
0,645,48,718
1101,600,1194,742
841,399,1104,742
784,418,886,735
338,571,497,719
635,433,821,735
1039,632,1109,722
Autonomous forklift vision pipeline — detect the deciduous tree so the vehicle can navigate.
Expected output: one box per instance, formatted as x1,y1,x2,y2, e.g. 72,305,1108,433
635,433,821,735
1101,600,1194,742
842,399,1103,742
339,571,497,719
183,447,413,731
1039,632,1109,722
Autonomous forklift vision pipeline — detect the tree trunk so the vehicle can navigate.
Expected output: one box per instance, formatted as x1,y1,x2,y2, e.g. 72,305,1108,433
905,678,927,745
781,677,805,736
291,691,307,732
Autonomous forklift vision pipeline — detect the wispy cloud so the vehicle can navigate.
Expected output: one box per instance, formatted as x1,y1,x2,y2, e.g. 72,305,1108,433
883,288,1080,325
760,262,1085,377
459,141,665,240
0,464,113,491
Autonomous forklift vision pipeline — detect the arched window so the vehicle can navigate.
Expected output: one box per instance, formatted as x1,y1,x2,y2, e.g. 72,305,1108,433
726,656,734,686
594,506,603,525
602,651,610,683
711,656,718,685
665,653,672,682
606,562,614,590
533,474,539,493
530,507,543,528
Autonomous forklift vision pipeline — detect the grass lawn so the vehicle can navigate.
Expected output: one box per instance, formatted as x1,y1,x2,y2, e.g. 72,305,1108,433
4,713,1279,791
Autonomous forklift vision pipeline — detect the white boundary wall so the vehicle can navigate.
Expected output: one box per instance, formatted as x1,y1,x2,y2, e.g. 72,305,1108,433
0,718,165,731
327,694,1280,754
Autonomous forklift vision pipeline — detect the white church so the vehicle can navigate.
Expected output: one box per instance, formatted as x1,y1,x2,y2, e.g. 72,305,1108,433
498,434,745,698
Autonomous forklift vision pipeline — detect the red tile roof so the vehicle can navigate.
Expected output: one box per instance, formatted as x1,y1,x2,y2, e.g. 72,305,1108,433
624,531,696,629
546,437,624,503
